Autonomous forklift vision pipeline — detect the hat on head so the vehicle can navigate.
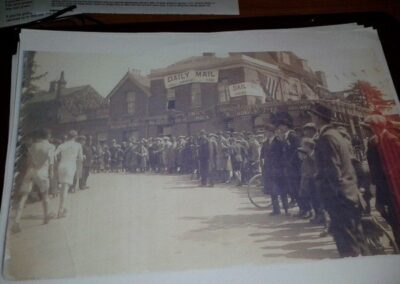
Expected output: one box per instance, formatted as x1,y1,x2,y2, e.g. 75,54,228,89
68,130,78,139
272,111,293,128
264,123,275,132
76,135,86,142
277,117,293,128
303,122,317,131
307,102,333,121
297,147,308,154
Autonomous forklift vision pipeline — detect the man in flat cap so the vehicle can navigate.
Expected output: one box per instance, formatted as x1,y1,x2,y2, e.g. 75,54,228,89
309,102,370,257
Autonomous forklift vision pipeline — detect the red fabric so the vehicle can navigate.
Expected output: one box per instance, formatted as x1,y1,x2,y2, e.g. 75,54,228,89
376,130,400,225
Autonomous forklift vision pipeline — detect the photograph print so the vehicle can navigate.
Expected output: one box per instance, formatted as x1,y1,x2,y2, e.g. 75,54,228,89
2,45,400,280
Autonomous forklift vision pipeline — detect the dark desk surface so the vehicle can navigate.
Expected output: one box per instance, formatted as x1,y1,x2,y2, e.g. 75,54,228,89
38,0,400,26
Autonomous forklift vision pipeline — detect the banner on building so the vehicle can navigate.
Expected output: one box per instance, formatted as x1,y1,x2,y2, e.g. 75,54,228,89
228,82,266,98
164,69,219,88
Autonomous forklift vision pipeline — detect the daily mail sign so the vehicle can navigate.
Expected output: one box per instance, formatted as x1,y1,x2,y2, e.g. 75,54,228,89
229,82,266,98
164,69,218,88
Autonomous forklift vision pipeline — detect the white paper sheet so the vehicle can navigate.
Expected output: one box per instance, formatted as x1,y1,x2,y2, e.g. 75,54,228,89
0,0,239,27
2,25,400,283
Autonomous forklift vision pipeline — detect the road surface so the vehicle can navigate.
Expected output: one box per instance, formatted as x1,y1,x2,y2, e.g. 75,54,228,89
4,173,338,280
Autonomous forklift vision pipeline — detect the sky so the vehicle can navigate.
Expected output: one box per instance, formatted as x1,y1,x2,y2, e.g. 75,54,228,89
31,32,397,101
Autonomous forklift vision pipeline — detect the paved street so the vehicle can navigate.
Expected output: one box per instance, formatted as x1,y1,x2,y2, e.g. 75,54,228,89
4,173,338,280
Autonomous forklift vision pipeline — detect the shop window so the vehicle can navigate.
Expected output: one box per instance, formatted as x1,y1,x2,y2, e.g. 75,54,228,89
218,79,230,104
126,91,135,114
224,118,234,132
191,83,202,108
166,88,176,110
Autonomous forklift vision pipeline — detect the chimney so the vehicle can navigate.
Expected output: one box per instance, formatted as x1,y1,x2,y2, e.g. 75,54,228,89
130,68,141,76
56,71,67,99
58,71,67,89
49,81,58,92
315,71,328,88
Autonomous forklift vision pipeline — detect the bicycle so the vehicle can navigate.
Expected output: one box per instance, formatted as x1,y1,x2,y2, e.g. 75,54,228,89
361,214,399,255
247,173,272,209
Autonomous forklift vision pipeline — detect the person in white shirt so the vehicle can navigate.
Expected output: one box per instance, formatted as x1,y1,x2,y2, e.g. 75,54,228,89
12,129,55,233
55,130,83,218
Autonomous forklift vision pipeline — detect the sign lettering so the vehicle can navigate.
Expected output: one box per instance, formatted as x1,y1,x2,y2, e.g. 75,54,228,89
228,82,266,98
164,69,219,88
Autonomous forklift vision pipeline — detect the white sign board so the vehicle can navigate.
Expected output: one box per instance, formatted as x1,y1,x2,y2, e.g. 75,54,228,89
228,82,266,98
164,69,219,88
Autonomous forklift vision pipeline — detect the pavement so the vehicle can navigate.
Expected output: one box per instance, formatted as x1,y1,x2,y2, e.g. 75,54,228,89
3,173,338,280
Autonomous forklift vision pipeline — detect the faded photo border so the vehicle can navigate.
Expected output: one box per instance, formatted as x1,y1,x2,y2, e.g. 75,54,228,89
1,26,400,283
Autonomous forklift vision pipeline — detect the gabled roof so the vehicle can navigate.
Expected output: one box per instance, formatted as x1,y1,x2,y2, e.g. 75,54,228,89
149,54,281,78
106,71,150,100
28,85,94,104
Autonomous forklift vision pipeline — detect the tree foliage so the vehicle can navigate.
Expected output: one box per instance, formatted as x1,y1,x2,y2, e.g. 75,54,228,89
22,51,47,100
356,80,394,112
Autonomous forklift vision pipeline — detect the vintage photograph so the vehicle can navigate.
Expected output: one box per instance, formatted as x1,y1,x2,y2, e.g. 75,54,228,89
3,47,400,280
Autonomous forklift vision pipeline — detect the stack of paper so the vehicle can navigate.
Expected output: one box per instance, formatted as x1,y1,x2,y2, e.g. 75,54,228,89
1,25,400,283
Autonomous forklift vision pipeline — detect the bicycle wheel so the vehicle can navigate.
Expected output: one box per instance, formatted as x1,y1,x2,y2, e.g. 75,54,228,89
247,174,272,209
362,215,399,255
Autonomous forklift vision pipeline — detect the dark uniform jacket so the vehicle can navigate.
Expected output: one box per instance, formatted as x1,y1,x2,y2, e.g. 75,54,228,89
261,136,285,181
282,130,302,179
314,124,360,204
82,144,93,168
198,137,210,162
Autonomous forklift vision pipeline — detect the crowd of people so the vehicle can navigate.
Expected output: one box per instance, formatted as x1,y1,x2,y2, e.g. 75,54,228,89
11,102,400,259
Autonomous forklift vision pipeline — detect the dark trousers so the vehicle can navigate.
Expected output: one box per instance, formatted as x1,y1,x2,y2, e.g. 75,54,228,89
285,172,301,206
79,166,90,189
267,176,288,213
199,159,209,186
325,198,370,257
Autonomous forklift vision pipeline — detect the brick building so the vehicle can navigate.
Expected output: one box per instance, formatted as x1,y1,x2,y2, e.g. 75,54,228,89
23,72,108,140
25,52,372,143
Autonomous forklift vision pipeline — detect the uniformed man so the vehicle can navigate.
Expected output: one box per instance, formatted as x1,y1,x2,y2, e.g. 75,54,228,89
309,102,370,257
80,136,93,189
208,133,218,187
297,138,317,219
261,123,288,215
198,130,211,186
277,114,303,215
